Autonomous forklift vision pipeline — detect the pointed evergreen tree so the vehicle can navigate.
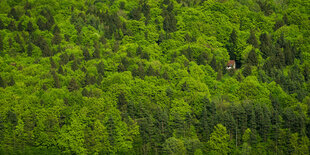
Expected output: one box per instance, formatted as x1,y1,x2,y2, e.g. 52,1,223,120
198,51,208,65
68,78,79,92
283,14,289,25
8,21,16,31
37,17,47,31
18,20,24,31
83,73,91,87
260,33,272,59
26,42,32,56
81,66,87,73
51,70,60,88
83,48,91,60
93,47,100,59
26,21,34,32
129,7,141,20
52,33,61,45
303,66,309,81
41,39,52,57
69,53,75,61
136,46,142,56
147,65,155,76
227,29,238,60
82,88,89,97
247,49,258,66
24,1,32,10
217,68,223,81
242,65,252,77
0,76,5,88
53,25,60,34
274,44,285,68
277,32,285,48
210,57,218,71
163,13,177,33
118,63,126,72
0,19,4,30
138,63,145,79
58,66,64,75
8,8,19,20
8,76,15,86
0,35,3,51
71,60,78,71
274,19,284,31
247,29,259,48
96,61,105,76
50,57,57,69
59,53,69,65
284,42,294,65
97,74,103,85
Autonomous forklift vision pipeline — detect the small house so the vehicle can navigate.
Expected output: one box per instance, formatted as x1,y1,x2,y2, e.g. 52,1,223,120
226,60,236,70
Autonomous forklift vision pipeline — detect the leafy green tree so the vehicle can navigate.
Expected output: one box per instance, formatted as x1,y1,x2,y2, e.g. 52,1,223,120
57,113,86,154
207,124,230,154
0,0,308,154
241,128,252,155
163,137,186,155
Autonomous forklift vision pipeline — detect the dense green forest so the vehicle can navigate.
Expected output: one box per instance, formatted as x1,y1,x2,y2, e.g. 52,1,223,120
0,0,309,154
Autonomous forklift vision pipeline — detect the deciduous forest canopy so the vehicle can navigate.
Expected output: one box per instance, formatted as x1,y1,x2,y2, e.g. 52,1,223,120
0,0,309,154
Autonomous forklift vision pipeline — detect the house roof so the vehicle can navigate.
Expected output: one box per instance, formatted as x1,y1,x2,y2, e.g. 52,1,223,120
227,60,235,67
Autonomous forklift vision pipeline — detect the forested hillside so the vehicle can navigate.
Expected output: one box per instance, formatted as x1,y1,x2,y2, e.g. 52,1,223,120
0,0,309,154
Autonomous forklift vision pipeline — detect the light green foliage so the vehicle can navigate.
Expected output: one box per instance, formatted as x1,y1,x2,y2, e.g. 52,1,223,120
207,124,230,154
239,76,271,104
57,113,86,154
163,137,186,155
0,0,309,154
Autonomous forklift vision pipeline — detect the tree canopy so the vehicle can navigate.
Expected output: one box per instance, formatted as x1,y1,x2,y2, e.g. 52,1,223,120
0,0,309,154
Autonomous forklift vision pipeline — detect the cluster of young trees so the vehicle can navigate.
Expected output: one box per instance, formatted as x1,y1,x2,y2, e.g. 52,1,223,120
0,0,309,154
